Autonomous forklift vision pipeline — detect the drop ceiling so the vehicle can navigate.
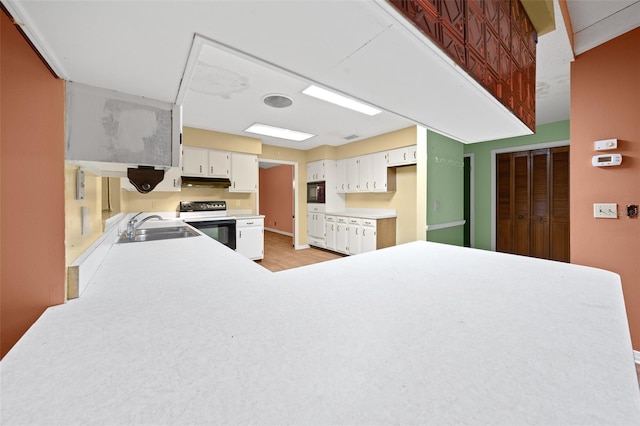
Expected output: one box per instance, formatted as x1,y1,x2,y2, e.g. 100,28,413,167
3,0,639,150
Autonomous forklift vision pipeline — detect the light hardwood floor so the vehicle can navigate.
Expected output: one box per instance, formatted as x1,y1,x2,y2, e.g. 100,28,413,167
256,230,344,272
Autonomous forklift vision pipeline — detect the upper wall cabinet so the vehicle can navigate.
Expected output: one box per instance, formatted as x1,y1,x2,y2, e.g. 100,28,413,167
307,160,326,182
182,146,230,178
230,153,258,192
65,82,181,174
386,146,417,167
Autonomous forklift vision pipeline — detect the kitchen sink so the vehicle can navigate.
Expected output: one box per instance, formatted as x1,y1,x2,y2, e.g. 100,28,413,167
117,226,201,243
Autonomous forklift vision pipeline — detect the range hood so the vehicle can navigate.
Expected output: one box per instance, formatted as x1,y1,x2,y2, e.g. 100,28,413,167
181,176,231,188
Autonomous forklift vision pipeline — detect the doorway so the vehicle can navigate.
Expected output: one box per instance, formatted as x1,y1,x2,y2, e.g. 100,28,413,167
463,154,474,247
258,160,298,248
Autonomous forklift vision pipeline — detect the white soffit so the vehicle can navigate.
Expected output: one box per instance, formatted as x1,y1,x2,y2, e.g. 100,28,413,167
535,0,573,125
568,0,640,55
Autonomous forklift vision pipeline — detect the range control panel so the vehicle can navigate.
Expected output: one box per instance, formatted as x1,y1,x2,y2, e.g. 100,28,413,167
179,201,227,212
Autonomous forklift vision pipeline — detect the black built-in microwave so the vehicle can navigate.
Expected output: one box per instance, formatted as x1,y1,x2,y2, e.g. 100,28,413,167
307,181,325,203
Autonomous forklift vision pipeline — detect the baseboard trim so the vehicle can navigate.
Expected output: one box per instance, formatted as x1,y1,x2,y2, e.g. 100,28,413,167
264,227,293,237
634,350,640,364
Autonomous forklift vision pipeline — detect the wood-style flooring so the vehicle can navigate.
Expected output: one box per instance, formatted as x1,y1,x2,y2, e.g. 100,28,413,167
257,230,344,272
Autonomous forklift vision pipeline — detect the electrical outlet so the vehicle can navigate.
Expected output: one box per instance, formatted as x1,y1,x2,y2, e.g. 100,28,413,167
593,203,617,218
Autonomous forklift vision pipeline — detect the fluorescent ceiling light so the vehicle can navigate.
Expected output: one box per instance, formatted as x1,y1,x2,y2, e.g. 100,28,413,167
302,85,381,116
244,123,315,142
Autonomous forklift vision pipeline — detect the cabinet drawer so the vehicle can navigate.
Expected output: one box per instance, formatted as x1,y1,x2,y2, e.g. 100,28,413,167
237,218,264,228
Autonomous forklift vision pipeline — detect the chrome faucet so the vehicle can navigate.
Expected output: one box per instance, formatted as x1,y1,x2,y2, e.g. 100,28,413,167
126,213,163,238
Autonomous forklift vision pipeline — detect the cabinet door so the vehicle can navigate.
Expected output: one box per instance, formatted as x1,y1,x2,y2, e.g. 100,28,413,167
230,153,258,192
387,147,409,166
325,216,336,251
236,221,264,260
408,146,417,163
208,150,230,178
357,155,372,192
371,152,388,192
182,146,207,176
361,221,377,253
346,157,359,192
336,159,347,193
335,218,348,254
348,218,362,255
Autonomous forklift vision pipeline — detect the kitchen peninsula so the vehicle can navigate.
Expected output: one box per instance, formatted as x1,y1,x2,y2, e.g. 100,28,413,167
2,220,639,424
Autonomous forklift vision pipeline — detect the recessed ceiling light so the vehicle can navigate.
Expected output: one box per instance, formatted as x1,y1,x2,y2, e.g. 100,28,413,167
263,94,293,108
302,85,381,116
244,123,315,142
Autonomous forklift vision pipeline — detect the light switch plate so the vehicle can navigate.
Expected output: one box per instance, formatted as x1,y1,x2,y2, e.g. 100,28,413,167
594,203,617,218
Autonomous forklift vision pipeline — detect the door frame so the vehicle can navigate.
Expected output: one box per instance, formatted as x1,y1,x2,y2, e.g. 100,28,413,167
463,153,475,247
490,140,569,251
257,159,300,248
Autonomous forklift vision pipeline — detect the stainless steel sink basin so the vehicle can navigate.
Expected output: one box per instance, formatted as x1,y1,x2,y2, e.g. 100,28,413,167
117,226,200,243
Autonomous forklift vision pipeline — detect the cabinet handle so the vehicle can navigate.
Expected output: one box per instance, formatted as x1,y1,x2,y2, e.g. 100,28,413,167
173,179,176,187
233,182,236,188
366,182,369,189
210,166,213,174
356,228,358,235
239,231,242,238
374,182,376,189
199,165,202,173
246,222,253,225
363,229,366,236
403,152,406,161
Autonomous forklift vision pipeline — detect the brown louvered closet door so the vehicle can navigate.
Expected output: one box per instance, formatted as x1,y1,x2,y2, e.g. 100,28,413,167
496,147,570,262
549,147,570,262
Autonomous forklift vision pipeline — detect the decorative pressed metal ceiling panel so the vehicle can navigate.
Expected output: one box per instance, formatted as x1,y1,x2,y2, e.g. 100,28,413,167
389,0,536,131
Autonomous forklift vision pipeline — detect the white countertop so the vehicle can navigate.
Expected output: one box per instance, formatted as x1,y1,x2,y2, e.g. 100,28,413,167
2,234,639,424
325,208,396,219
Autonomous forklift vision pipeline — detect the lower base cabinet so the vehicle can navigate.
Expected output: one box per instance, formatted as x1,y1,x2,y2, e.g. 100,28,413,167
236,218,264,260
320,216,396,255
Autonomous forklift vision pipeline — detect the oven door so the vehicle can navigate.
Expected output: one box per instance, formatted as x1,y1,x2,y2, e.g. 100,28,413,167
187,219,236,250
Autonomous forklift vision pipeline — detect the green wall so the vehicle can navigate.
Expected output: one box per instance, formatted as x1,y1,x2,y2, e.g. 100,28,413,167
426,130,464,246
463,120,570,250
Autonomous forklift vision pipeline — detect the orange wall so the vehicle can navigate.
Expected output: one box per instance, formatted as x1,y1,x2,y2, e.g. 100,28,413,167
1,11,66,358
570,28,640,349
259,165,294,234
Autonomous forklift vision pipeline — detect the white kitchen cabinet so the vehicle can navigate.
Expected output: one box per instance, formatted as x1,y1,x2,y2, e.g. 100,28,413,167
121,166,182,192
335,217,349,254
325,215,336,251
387,146,417,166
348,217,362,255
230,153,258,192
236,218,264,260
307,160,326,182
319,215,395,256
208,150,230,178
182,146,208,176
183,147,231,178
307,212,325,247
361,219,377,253
371,151,396,192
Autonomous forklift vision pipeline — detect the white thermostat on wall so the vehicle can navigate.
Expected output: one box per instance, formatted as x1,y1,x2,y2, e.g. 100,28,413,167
592,153,622,167
594,138,617,151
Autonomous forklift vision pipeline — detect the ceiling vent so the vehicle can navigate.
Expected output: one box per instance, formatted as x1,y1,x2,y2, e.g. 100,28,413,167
263,94,293,108
344,134,359,141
